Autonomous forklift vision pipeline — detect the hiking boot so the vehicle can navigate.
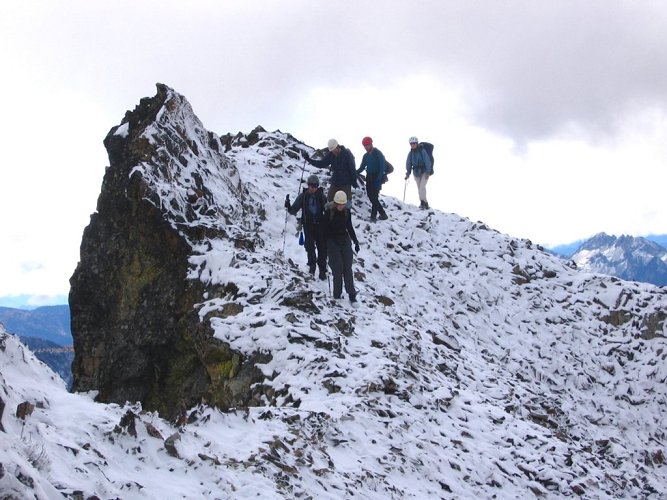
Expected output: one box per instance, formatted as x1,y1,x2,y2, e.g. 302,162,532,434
319,270,327,281
379,213,388,220
424,201,429,209
349,293,357,303
370,216,377,223
308,265,316,275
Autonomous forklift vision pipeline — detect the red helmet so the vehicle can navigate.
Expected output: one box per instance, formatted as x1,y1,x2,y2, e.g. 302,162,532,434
362,136,373,146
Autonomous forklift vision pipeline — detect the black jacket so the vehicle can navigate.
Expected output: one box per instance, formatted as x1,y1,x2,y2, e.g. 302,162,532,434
288,187,327,223
307,146,358,187
322,203,359,245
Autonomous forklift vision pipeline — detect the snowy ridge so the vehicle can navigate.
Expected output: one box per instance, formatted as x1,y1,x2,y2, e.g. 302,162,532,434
205,132,667,498
2,92,667,498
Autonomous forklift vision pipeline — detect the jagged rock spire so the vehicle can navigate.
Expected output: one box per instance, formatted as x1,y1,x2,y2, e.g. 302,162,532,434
70,84,268,418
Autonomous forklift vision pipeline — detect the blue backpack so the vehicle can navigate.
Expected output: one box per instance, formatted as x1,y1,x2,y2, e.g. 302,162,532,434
419,142,434,170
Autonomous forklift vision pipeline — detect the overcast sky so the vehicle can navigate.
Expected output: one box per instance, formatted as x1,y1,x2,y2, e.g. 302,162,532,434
1,0,666,306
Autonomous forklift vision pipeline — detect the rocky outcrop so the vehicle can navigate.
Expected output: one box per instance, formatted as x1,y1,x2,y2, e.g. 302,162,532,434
70,84,268,419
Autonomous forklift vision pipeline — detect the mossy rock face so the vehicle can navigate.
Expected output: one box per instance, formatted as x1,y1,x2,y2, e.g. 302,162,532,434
204,346,241,383
208,357,240,382
69,85,267,420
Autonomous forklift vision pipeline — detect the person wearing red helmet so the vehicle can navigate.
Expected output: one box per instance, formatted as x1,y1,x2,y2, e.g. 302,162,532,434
356,136,389,222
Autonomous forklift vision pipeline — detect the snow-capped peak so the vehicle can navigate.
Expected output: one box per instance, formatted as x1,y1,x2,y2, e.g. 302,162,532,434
572,232,667,286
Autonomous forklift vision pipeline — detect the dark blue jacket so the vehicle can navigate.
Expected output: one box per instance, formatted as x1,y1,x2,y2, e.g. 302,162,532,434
307,146,358,187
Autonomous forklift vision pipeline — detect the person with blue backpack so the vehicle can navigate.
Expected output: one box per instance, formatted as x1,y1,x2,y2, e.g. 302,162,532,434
405,136,434,209
356,136,389,222
285,174,328,280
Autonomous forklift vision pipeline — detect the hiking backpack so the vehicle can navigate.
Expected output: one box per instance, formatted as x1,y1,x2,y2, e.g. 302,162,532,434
382,161,394,184
419,142,434,171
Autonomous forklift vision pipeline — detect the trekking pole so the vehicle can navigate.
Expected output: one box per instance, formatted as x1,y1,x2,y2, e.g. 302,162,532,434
403,177,408,203
297,159,307,196
282,208,289,254
282,194,290,254
283,160,307,254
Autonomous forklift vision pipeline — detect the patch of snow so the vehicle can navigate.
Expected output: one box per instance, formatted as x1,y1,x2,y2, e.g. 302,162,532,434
114,122,129,137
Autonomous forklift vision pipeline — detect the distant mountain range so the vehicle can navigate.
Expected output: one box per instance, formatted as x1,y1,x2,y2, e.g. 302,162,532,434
549,234,667,259
0,304,71,345
0,305,73,387
553,233,667,286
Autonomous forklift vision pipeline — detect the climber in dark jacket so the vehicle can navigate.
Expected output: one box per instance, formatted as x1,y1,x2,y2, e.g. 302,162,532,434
322,190,360,302
285,174,328,280
302,138,358,203
357,136,388,222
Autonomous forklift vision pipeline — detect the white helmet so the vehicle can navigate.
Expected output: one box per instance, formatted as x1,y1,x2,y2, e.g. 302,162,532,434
333,191,348,205
409,136,418,144
327,138,339,151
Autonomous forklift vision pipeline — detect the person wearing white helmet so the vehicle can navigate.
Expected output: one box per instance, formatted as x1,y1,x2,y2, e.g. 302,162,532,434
405,136,433,209
322,190,360,302
285,174,328,280
302,138,358,203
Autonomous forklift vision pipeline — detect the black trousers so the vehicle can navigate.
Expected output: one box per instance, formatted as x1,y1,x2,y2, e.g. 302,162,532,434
366,174,386,219
327,237,356,298
304,221,326,273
